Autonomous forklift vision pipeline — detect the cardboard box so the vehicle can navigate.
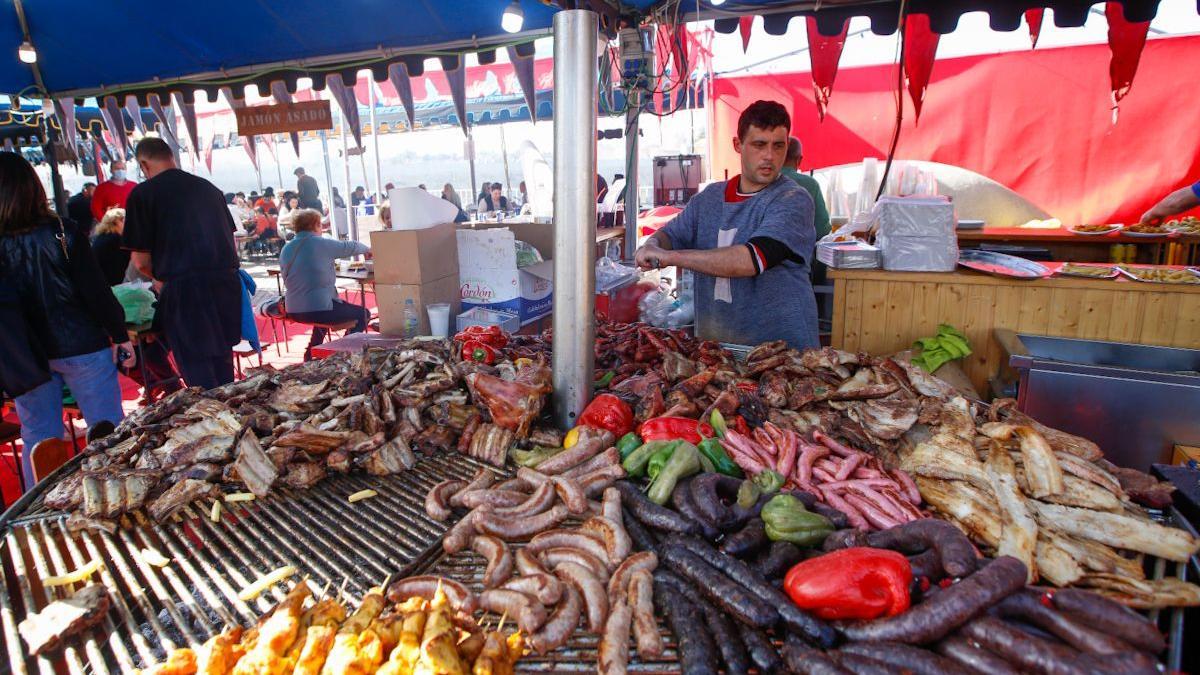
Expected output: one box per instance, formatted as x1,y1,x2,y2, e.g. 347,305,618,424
1173,444,1200,466
370,222,459,285
375,275,461,336
457,228,553,325
457,220,554,260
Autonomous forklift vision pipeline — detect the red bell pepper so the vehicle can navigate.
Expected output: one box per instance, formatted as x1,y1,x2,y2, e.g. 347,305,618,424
453,325,509,348
462,341,498,364
783,547,912,621
578,394,635,438
638,416,714,445
732,415,750,436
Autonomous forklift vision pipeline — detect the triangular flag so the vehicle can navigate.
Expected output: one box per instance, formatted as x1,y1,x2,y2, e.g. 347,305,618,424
222,87,259,170
101,96,128,158
806,17,849,121
171,91,200,162
269,81,302,156
1105,1,1150,123
147,93,179,151
326,73,363,147
506,46,538,123
92,137,106,180
441,56,469,135
739,16,753,52
125,96,146,136
1025,9,1045,49
902,13,940,123
52,98,78,161
204,135,215,174
387,62,417,129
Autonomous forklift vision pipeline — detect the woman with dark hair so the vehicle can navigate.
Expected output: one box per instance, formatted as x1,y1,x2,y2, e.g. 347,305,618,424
0,152,134,486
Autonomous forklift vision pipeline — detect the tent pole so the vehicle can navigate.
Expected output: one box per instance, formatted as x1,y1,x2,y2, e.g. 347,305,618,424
466,127,477,208
500,124,511,198
340,104,357,242
368,80,383,200
623,90,639,260
274,135,284,190
551,9,598,429
320,129,333,211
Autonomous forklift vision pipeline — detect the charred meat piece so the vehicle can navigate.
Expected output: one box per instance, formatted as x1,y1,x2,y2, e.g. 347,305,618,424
148,478,221,521
273,425,353,454
161,434,235,469
231,428,278,497
746,340,788,365
266,446,297,470
528,427,565,449
362,437,416,476
634,386,665,422
81,470,157,518
169,462,223,483
393,376,457,407
282,462,327,489
44,473,84,511
1097,459,1176,508
325,449,351,473
660,350,698,382
674,368,715,398
413,425,456,454
467,423,516,467
18,584,111,656
758,370,790,409
467,362,552,438
267,380,331,413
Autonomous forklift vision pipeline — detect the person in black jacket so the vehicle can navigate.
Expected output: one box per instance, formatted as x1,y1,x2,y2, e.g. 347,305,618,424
90,208,129,286
66,182,95,236
0,153,134,487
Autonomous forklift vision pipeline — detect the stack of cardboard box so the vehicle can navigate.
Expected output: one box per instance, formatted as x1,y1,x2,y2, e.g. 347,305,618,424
371,223,461,335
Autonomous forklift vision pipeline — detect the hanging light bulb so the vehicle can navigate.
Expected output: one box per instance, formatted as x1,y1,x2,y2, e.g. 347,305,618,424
501,0,524,33
710,0,727,5
17,40,36,64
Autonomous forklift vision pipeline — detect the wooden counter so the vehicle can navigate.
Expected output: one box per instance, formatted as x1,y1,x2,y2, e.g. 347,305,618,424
957,227,1197,265
830,267,1200,395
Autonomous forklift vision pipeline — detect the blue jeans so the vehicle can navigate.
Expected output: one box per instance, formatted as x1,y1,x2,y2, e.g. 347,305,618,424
14,347,124,487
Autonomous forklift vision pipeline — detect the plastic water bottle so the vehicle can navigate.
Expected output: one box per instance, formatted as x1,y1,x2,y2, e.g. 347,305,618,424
403,298,419,337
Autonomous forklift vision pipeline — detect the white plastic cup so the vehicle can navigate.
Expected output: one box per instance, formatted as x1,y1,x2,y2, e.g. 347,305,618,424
427,303,451,338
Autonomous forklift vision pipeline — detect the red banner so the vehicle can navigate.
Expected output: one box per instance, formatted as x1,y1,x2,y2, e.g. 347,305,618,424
902,13,940,123
708,36,1200,226
806,17,849,121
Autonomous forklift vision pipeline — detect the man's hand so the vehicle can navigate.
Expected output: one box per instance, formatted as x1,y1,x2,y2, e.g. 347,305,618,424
634,240,668,271
1140,209,1162,226
113,341,137,369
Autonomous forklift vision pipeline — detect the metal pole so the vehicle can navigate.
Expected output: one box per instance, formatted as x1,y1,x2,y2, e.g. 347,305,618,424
466,128,477,209
551,9,598,429
340,104,357,242
320,129,333,212
623,90,640,260
368,80,383,200
274,135,284,190
499,124,511,197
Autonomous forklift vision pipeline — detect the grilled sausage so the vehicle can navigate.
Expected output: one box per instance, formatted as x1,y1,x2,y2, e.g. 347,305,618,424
606,550,657,598
1048,588,1166,654
601,486,622,522
614,480,701,535
526,530,612,569
659,542,778,629
456,489,527,510
515,548,548,576
835,653,895,675
449,468,496,507
699,596,751,675
425,479,467,521
621,509,661,555
470,535,513,588
474,504,569,541
500,572,562,606
628,570,663,659
528,583,581,655
720,518,768,558
536,433,608,474
810,502,851,530
737,623,783,674
960,615,1082,675
840,641,970,675
822,528,869,552
838,556,1028,644
688,473,743,527
653,570,719,675
551,476,589,514
540,547,609,579
599,600,632,675
443,508,480,554
491,481,556,518
669,535,835,647
671,476,722,540
581,516,632,564
478,589,547,634
578,464,627,498
562,447,621,479
865,519,978,578
387,575,477,613
553,561,608,633
935,634,1021,675
995,589,1133,654
907,549,944,581
781,635,851,675
751,541,806,580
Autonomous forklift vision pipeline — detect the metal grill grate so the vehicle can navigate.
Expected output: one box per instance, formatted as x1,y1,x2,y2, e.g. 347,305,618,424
0,453,494,673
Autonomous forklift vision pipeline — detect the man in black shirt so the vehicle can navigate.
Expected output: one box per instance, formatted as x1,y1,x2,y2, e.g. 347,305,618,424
67,182,96,236
123,138,242,390
294,167,322,210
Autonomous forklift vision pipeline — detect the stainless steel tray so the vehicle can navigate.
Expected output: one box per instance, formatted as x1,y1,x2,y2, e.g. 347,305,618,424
959,249,1049,279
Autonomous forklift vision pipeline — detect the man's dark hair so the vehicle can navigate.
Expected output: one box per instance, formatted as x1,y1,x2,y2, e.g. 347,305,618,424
355,186,364,192
263,187,275,197
83,181,96,189
737,100,790,140
294,167,305,175
786,137,803,165
491,183,502,191
236,191,245,198
0,152,51,234
224,192,235,204
135,137,174,162
614,173,624,181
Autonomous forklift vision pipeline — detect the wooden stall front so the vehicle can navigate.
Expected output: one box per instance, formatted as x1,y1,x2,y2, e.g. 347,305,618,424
830,267,1200,395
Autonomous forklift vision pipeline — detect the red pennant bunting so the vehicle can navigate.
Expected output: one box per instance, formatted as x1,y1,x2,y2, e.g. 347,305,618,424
1105,1,1151,119
739,16,753,52
1025,9,1045,49
806,17,849,121
204,135,214,174
902,13,940,124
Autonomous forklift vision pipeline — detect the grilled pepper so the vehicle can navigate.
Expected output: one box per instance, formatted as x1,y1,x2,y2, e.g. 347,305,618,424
646,444,677,481
710,410,729,438
578,394,635,438
510,445,563,468
761,494,833,547
697,438,743,478
638,416,714,444
453,325,509,348
646,442,701,505
622,441,677,478
783,547,912,620
753,469,786,495
616,432,643,460
594,370,616,389
563,427,581,449
462,341,498,364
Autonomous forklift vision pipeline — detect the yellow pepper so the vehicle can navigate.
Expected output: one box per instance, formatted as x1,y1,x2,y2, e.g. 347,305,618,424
515,357,533,369
563,427,581,449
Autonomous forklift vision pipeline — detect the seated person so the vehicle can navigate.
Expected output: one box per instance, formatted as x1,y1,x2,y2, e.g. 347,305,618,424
279,209,371,360
379,202,392,230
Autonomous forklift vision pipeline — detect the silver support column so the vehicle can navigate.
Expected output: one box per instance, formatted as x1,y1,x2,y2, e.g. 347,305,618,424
368,80,383,200
623,90,640,259
552,9,599,428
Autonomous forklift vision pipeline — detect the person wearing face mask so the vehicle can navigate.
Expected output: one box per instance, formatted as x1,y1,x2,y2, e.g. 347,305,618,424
122,138,242,390
634,100,818,349
91,159,137,222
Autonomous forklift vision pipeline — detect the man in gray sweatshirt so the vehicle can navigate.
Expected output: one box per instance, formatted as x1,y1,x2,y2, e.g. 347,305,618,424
635,100,818,348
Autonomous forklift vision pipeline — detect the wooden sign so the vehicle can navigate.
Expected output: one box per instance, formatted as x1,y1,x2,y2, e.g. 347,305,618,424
235,100,332,136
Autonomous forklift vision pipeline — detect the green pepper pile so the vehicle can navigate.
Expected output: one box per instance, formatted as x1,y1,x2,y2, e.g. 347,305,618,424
911,323,971,372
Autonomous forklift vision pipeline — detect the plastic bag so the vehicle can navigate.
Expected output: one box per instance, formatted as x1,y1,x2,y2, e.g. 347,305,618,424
111,283,156,324
514,240,543,268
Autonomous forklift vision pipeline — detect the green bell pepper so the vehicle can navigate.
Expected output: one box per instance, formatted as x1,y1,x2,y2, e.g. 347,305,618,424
646,442,701,505
697,438,743,477
710,409,729,439
647,444,678,481
761,494,833,547
737,480,761,509
621,441,677,478
594,370,616,389
616,432,643,460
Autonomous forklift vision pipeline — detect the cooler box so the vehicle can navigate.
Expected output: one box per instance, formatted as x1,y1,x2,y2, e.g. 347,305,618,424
457,228,553,325
456,307,521,334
